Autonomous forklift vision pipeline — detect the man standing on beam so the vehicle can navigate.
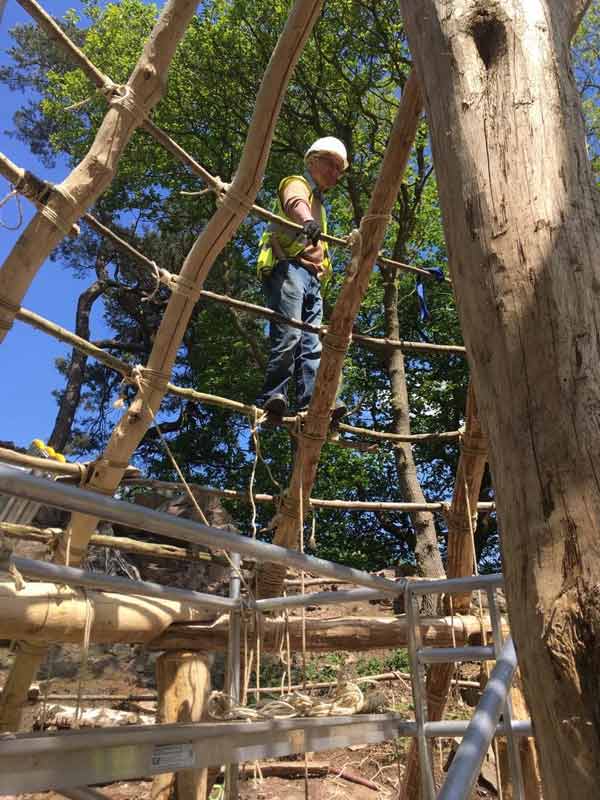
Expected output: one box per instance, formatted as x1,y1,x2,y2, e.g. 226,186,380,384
256,137,349,425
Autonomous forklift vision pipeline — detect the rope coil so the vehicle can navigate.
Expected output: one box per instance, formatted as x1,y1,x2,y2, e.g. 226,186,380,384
208,678,387,721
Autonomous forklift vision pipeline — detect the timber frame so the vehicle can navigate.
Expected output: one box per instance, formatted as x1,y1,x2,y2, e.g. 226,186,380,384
5,0,589,797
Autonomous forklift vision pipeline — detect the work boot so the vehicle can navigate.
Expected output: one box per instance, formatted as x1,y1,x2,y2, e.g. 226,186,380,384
263,394,288,417
261,394,289,427
331,402,347,424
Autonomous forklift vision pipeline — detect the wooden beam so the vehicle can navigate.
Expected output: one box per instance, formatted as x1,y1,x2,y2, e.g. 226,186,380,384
150,612,501,653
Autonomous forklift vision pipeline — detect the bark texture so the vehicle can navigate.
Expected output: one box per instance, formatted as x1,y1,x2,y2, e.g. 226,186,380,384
381,266,446,600
48,263,111,452
401,381,494,799
398,2,600,796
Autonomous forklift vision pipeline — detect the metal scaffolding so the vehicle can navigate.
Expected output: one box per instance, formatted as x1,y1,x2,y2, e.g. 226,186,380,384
0,464,531,799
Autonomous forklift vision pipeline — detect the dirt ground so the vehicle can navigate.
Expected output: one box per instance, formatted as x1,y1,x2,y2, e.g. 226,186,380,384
0,594,495,800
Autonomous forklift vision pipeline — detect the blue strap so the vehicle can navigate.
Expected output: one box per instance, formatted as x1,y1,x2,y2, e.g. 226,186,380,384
416,267,445,323
416,278,430,322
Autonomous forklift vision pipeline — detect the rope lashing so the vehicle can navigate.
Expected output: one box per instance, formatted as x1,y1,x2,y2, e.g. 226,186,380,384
322,330,352,354
183,176,253,215
345,228,361,248
65,79,147,119
0,296,20,332
361,213,392,225
214,181,255,215
143,261,202,305
107,84,147,117
64,78,120,112
114,364,171,407
38,184,79,239
0,550,26,592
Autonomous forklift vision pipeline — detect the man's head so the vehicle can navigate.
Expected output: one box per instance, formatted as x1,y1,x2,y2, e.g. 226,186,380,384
305,136,348,191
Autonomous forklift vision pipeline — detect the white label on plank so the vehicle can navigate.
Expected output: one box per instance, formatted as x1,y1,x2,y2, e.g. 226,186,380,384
150,743,196,771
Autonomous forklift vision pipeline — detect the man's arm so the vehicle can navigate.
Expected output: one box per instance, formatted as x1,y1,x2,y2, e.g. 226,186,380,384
280,177,323,248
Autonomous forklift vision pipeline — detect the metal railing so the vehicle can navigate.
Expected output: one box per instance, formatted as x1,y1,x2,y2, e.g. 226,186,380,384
0,464,532,799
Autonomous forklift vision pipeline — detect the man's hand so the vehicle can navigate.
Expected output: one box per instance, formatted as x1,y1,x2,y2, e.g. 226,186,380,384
302,219,321,246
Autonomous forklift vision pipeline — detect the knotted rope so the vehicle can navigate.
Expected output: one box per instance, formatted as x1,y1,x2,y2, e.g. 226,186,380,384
65,79,147,120
0,546,25,592
37,184,79,239
181,177,254,216
208,676,387,721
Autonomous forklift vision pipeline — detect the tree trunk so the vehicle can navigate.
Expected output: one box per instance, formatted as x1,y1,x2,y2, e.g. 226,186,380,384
48,268,109,452
381,265,446,605
398,2,600,796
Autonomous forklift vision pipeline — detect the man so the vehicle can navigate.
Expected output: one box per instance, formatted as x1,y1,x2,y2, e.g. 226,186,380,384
256,136,348,424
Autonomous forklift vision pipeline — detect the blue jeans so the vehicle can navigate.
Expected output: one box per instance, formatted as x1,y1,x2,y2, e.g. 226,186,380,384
258,260,323,410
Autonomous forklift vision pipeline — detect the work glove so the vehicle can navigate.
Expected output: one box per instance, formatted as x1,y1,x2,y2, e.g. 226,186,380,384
302,219,321,246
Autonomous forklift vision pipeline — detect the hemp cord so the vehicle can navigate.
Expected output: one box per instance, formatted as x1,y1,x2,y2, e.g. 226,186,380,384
0,187,23,231
74,589,94,728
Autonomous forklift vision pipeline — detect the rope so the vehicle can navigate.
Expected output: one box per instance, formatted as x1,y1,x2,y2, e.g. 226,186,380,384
0,550,26,591
214,181,254,215
0,187,23,230
208,679,368,720
74,589,94,728
308,510,317,550
322,330,352,354
38,185,78,238
142,261,202,305
64,79,119,111
248,407,267,539
107,84,146,117
361,213,392,225
65,80,147,120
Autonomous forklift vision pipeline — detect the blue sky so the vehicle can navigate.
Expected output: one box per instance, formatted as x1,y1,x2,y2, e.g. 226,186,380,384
0,0,112,450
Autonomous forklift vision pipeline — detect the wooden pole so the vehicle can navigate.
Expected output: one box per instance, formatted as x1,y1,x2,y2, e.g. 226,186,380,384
152,652,211,800
9,1,445,284
0,581,208,646
255,69,424,599
0,0,198,732
9,303,463,449
149,612,501,653
0,521,214,564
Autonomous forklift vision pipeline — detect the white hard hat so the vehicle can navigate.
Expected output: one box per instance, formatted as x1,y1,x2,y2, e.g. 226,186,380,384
305,136,348,171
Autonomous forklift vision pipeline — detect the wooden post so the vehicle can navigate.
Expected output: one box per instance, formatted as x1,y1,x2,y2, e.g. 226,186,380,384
152,651,211,800
398,2,600,796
